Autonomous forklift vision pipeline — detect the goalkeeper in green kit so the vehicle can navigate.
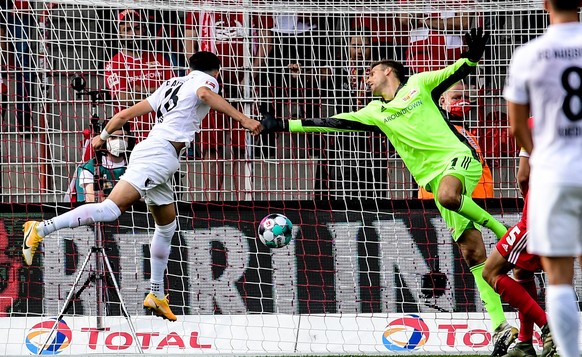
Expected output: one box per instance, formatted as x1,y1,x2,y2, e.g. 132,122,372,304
261,28,516,356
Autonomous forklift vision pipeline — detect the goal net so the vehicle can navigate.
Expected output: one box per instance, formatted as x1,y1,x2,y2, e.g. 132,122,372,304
0,0,577,355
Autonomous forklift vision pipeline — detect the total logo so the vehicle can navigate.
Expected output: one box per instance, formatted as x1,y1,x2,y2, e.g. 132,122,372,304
25,320,72,355
382,314,430,351
24,319,212,353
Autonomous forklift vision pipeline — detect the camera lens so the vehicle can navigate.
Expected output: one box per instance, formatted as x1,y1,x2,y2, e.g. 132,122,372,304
71,75,86,91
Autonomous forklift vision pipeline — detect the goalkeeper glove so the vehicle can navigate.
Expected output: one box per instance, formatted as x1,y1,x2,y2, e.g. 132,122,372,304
461,27,490,63
260,110,288,133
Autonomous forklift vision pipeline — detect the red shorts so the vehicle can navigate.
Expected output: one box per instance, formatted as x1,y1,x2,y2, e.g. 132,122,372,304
199,110,245,153
496,221,542,272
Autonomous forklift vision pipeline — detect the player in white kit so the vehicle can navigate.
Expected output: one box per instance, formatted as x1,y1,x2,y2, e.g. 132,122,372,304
21,51,261,321
504,1,582,356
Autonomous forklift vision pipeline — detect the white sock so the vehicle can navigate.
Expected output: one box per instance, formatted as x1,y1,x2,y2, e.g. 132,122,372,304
547,284,580,357
36,199,122,237
150,220,176,299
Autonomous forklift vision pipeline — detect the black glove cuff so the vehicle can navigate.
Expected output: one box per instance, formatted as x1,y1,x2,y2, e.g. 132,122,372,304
460,51,480,63
260,113,288,133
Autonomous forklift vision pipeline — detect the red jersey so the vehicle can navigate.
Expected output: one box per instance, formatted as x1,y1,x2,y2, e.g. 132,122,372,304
104,51,173,139
104,51,173,99
399,0,468,73
351,14,408,45
185,11,272,83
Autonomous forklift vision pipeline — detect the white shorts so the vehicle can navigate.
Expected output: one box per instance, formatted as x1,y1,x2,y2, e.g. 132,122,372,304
527,182,582,257
120,136,180,206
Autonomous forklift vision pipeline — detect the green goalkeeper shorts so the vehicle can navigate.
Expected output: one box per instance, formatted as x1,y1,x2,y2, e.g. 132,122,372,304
428,155,483,241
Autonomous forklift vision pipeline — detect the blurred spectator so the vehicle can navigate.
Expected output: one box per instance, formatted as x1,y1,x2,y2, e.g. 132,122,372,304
1,0,32,132
323,27,377,112
146,9,187,76
419,81,493,199
478,106,518,165
259,13,328,121
399,0,471,74
481,5,546,91
257,13,330,165
74,123,133,203
184,8,272,200
104,9,174,141
319,27,389,198
350,13,408,62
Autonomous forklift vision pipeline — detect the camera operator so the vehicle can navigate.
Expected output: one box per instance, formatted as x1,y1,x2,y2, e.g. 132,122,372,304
74,122,133,203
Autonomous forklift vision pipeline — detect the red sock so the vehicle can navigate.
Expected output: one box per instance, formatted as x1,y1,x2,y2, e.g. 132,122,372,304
517,278,536,341
519,278,547,341
495,275,547,340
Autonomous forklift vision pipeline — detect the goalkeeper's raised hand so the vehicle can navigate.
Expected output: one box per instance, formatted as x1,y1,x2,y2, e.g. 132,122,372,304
462,27,490,63
260,110,288,133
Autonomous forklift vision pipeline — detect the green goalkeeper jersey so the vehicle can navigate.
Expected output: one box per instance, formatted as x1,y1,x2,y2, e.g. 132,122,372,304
288,58,479,188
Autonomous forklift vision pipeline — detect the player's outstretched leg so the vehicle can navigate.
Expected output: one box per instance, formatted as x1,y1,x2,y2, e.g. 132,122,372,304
456,195,508,239
436,175,508,239
22,199,122,265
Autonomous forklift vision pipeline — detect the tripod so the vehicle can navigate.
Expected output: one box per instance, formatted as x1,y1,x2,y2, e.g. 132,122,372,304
38,75,142,354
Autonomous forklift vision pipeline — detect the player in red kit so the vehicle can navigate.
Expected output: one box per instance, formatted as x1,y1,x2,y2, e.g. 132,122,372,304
483,150,555,357
104,9,174,142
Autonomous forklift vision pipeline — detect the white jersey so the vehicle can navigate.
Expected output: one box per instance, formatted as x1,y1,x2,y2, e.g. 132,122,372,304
146,70,219,144
504,22,582,186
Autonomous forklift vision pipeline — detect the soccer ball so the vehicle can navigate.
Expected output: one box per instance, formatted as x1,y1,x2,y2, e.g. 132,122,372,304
258,213,293,248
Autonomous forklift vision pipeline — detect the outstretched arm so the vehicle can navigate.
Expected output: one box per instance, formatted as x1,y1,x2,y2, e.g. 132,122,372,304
261,110,380,134
92,100,153,149
289,117,379,133
197,87,261,135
